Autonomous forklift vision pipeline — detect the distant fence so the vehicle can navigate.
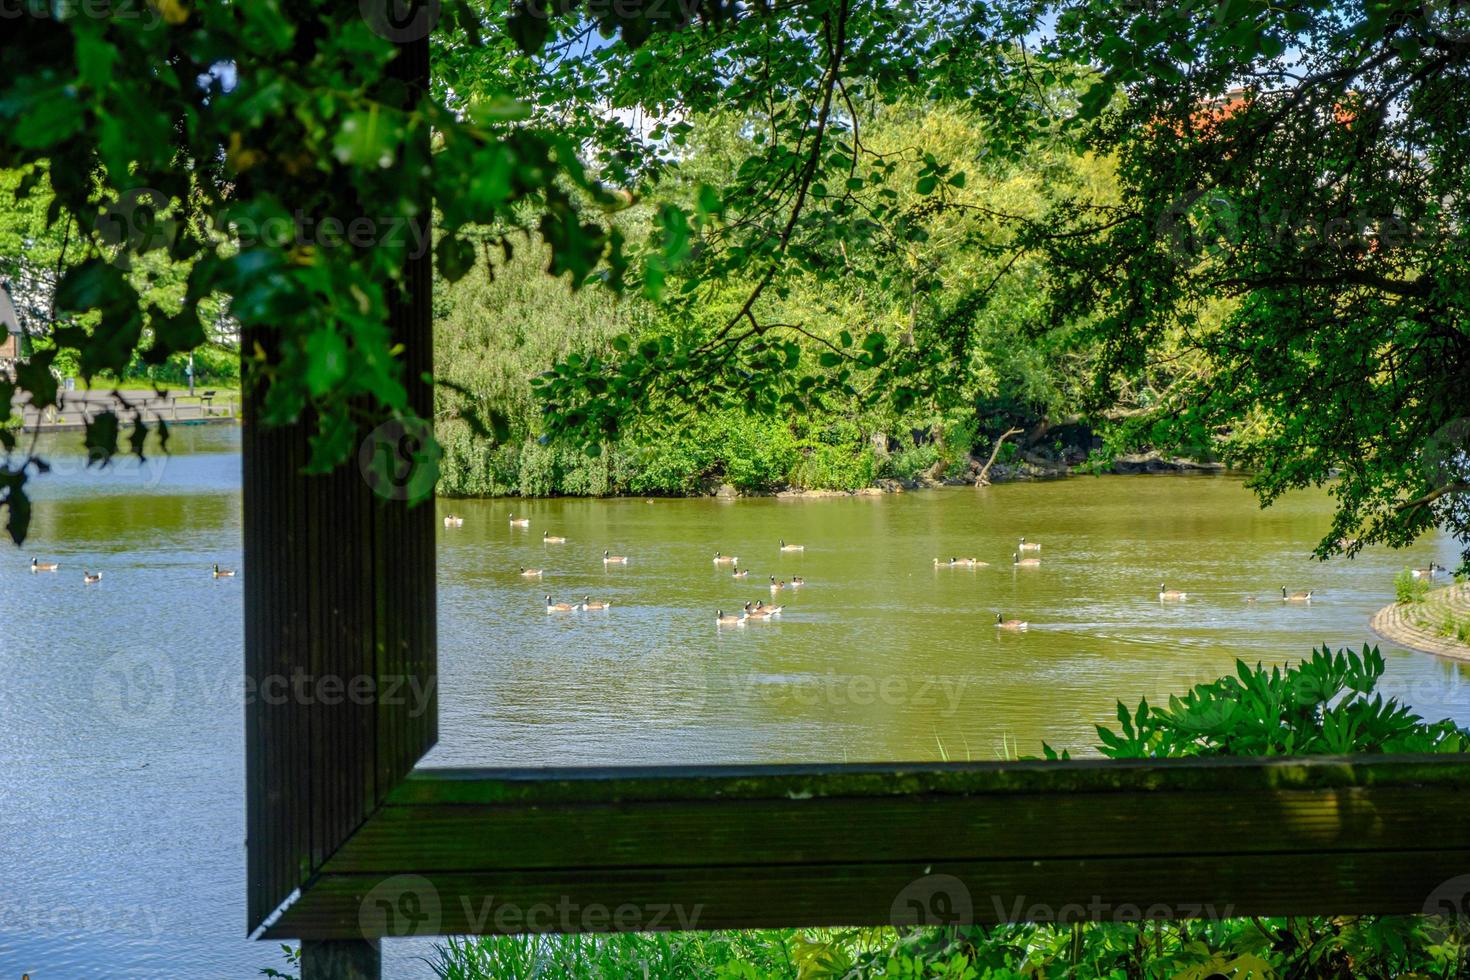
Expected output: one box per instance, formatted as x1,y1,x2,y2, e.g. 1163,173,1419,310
18,390,240,432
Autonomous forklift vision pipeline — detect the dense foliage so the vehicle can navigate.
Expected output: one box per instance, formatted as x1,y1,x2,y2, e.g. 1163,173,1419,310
432,103,1103,496
1036,0,1470,571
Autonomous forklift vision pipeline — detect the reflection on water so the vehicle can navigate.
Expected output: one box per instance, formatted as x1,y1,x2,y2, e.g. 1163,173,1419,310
1,428,1466,976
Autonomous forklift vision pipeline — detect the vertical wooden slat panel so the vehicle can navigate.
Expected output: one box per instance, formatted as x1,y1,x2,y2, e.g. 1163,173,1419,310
244,31,435,933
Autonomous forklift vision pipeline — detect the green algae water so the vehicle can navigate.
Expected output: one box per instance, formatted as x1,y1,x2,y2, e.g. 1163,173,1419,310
427,476,1469,767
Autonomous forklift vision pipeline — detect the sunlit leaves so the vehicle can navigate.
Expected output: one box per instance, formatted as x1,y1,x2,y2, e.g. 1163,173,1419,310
1087,645,1470,760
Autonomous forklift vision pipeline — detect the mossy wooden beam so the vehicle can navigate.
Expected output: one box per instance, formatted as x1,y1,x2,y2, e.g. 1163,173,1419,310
265,755,1470,938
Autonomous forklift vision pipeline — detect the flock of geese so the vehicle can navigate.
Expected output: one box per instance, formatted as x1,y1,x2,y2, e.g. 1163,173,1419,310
34,507,1441,617
28,557,237,583
437,512,1362,629
460,511,810,623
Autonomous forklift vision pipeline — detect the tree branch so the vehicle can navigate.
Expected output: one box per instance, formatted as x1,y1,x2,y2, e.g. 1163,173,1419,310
976,427,1025,486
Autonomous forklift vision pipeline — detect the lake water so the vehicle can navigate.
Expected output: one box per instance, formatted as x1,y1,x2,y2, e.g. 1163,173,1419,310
3,425,1466,977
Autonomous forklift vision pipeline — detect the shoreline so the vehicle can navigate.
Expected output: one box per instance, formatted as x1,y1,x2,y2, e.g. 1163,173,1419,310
442,455,1236,502
1369,583,1470,663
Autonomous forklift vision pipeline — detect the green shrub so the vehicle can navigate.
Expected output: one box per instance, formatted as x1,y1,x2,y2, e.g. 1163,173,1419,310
437,424,520,497
880,441,941,481
516,440,560,497
710,414,799,491
789,442,876,490
1395,567,1430,604
558,443,632,497
430,930,820,980
626,433,709,495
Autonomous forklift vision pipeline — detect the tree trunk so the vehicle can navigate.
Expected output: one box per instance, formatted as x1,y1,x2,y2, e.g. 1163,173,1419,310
975,427,1024,486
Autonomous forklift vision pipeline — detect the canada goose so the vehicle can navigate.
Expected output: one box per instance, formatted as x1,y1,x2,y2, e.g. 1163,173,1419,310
790,576,805,588
603,550,629,564
1411,563,1445,578
508,513,530,527
1018,537,1041,553
545,595,579,613
443,515,464,528
951,557,986,567
30,557,59,572
83,571,102,584
1281,587,1313,603
731,567,749,579
779,539,804,552
1013,552,1041,567
212,563,237,579
519,567,544,578
716,609,746,626
996,613,1028,630
747,601,784,618
769,575,787,592
543,531,567,544
1158,583,1186,600
713,552,738,564
582,596,610,610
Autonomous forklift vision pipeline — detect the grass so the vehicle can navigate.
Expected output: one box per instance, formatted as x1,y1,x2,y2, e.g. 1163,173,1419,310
426,929,845,979
1438,612,1470,645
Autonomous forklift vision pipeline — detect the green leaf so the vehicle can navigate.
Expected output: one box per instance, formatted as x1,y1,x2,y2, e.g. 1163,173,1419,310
470,96,532,123
303,329,349,397
332,107,402,168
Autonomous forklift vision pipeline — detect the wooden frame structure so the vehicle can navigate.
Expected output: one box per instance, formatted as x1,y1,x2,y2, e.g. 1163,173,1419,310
241,27,1470,980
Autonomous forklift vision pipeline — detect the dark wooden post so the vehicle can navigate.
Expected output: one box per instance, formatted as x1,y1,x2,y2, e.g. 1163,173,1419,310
301,938,383,980
243,21,434,980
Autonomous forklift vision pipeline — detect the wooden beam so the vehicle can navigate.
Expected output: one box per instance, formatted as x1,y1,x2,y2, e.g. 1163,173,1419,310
265,755,1470,937
244,30,435,934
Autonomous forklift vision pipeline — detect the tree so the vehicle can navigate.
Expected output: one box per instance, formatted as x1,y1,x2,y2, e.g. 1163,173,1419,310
1027,0,1470,570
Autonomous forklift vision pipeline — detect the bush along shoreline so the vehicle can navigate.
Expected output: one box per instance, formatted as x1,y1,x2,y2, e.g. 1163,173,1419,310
436,416,1228,500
